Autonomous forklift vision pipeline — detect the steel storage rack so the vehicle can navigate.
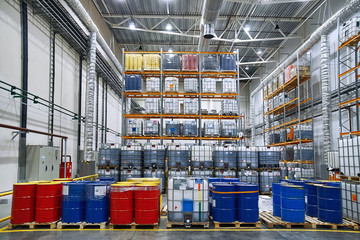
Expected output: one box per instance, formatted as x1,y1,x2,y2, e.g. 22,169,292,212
262,51,315,181
121,50,244,146
337,17,360,180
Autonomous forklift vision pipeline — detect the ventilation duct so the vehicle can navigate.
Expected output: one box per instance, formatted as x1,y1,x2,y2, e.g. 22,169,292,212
204,23,216,39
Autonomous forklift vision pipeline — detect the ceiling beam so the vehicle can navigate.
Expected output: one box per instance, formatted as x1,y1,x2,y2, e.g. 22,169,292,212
102,14,306,22
225,0,314,4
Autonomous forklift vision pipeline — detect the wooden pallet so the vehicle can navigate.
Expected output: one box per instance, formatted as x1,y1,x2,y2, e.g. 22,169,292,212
109,223,134,230
133,222,159,229
57,222,84,229
8,221,57,230
213,221,260,229
306,216,359,230
82,222,106,229
260,192,272,196
166,221,209,228
260,212,309,229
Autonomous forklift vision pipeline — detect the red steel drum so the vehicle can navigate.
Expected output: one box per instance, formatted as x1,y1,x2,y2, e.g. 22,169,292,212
134,183,160,224
35,182,62,223
11,183,36,224
110,182,134,224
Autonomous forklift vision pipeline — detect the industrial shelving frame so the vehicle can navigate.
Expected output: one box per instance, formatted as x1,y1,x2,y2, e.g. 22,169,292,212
262,51,315,179
120,49,244,146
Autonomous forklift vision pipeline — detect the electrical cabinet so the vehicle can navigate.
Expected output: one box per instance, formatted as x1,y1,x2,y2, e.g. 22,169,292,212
26,145,60,181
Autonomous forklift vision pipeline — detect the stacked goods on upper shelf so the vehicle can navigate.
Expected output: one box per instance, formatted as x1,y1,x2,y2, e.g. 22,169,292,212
164,98,179,114
145,98,159,114
165,120,181,136
143,54,160,71
263,85,268,98
163,53,181,71
272,79,278,93
220,54,236,72
127,119,143,136
183,120,197,136
182,54,198,71
184,78,198,92
220,120,237,137
294,124,313,140
144,120,160,136
277,72,284,89
221,99,238,115
290,65,310,79
184,99,198,114
202,54,219,71
340,16,360,43
204,120,219,137
165,77,179,92
222,78,236,93
146,77,160,92
125,54,143,71
125,75,142,92
202,78,216,93
267,82,273,96
294,145,314,160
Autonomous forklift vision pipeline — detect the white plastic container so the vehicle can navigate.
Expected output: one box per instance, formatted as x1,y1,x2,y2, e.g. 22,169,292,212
221,99,238,115
127,119,143,136
202,78,216,93
145,98,160,114
165,77,179,92
184,78,198,93
204,121,219,136
184,99,198,115
222,78,236,93
190,145,212,168
146,77,160,92
164,98,179,114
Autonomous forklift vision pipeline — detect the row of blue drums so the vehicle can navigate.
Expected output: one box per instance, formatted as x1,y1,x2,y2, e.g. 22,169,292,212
62,177,114,223
208,178,259,223
273,180,342,224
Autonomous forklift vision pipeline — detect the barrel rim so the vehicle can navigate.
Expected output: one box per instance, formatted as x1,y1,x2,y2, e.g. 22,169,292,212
14,183,36,186
111,182,135,187
37,182,62,185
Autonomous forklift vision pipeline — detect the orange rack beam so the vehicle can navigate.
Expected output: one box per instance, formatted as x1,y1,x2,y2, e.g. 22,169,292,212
338,33,360,50
339,97,360,107
264,118,312,132
266,139,313,147
263,75,311,101
340,131,360,137
264,98,298,116
122,136,241,140
338,63,360,78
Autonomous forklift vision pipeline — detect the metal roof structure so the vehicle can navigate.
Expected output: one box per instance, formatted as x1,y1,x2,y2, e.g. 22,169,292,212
93,0,326,79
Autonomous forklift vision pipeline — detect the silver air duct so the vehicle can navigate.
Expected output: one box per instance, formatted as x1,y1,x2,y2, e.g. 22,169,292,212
85,32,97,162
321,35,331,165
64,0,123,76
198,0,224,51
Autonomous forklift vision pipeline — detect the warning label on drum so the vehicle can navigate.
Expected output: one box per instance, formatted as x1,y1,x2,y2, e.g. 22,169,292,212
94,186,107,196
63,185,69,196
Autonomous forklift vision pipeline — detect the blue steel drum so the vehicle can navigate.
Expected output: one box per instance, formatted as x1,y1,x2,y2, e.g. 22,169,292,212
96,177,115,182
62,181,88,223
304,182,321,217
85,182,109,223
324,181,341,187
272,183,281,217
221,178,240,183
281,184,305,223
287,180,305,186
317,185,342,224
236,183,259,222
208,177,221,217
212,183,236,222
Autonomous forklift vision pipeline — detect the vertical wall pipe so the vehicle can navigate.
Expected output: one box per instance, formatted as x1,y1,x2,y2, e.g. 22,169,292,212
84,31,96,162
321,35,331,164
77,55,83,173
18,0,28,182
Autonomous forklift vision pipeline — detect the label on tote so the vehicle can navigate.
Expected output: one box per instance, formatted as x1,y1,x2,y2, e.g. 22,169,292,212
94,186,107,196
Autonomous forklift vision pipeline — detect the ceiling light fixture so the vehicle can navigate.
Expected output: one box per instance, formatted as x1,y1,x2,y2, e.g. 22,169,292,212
257,50,262,55
245,66,249,70
129,22,135,30
244,26,250,32
166,23,172,31
168,48,173,53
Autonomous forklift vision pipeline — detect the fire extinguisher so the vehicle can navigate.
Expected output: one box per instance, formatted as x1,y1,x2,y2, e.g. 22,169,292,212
60,155,72,178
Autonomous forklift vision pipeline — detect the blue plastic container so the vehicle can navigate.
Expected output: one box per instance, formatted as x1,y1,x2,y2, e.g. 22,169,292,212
85,182,109,223
324,181,341,187
220,54,236,72
236,183,259,222
125,75,142,91
280,184,305,223
212,183,236,222
221,178,239,183
62,181,87,223
317,185,342,224
272,183,281,217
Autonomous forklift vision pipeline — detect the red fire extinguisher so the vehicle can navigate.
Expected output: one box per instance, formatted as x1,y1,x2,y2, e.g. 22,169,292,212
60,155,72,178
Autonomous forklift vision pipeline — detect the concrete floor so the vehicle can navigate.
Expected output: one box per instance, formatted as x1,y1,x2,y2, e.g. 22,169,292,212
0,196,358,239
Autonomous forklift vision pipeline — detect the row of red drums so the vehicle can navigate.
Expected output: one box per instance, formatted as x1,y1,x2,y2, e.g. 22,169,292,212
11,179,72,224
110,182,160,225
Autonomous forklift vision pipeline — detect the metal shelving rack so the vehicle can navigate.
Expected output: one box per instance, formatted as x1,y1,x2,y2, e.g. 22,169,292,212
121,50,244,145
262,51,315,179
337,20,360,137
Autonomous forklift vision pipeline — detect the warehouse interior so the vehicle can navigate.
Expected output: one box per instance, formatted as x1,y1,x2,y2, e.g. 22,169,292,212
0,0,360,239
